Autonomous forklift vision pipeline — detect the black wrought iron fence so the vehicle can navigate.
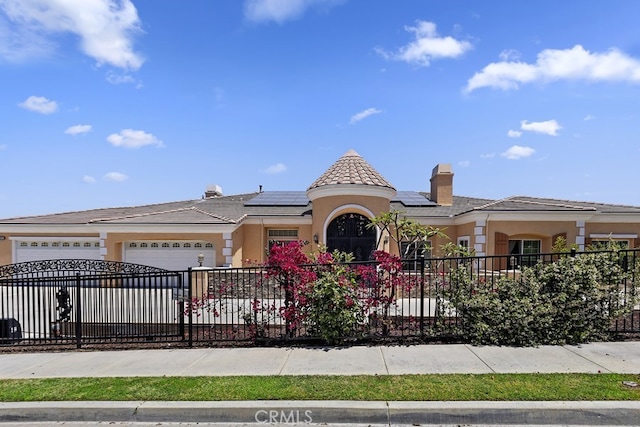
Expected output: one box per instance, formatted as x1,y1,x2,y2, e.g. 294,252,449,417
1,270,185,347
1,249,639,349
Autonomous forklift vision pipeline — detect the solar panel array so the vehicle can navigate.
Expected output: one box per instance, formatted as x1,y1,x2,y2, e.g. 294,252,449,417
246,190,434,207
392,191,437,207
244,191,310,206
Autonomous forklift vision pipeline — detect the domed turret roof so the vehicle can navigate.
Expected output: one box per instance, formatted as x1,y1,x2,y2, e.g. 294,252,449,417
306,149,396,201
308,149,395,190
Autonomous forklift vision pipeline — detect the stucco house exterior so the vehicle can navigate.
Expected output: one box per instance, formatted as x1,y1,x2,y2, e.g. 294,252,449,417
1,149,639,271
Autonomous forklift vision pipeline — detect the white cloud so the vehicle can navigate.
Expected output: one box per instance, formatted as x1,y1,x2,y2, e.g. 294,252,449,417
377,20,472,66
507,130,522,138
106,71,140,86
244,0,342,24
18,95,58,114
103,172,128,182
350,107,382,124
106,129,163,148
520,119,561,136
466,45,640,92
264,163,287,174
82,175,96,183
458,160,470,167
499,49,521,62
64,124,92,135
0,0,144,70
584,114,595,121
501,145,535,160
480,153,496,159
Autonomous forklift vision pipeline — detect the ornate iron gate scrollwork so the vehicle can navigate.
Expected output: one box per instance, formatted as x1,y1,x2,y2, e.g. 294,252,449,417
0,259,169,278
326,213,376,261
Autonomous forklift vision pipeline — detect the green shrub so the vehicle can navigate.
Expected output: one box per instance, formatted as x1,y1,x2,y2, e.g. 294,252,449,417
444,251,639,346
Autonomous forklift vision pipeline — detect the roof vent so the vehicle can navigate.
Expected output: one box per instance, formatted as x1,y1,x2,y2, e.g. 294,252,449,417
204,184,223,198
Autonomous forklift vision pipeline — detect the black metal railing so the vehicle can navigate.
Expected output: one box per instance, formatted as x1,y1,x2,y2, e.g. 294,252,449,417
1,249,639,349
1,270,185,347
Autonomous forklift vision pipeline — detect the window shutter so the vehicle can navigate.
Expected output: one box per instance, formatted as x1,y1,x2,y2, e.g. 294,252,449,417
495,232,508,270
495,232,508,254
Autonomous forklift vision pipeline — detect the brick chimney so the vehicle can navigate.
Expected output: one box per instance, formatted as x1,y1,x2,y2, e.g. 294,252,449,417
430,164,453,206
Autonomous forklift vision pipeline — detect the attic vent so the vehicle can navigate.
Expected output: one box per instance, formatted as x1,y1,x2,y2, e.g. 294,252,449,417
268,229,298,238
204,184,223,198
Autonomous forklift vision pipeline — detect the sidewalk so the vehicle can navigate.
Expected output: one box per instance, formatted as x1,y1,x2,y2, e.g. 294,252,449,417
2,341,640,378
1,342,640,426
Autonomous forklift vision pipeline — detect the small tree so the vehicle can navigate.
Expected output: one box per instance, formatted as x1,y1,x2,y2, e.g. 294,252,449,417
368,210,447,257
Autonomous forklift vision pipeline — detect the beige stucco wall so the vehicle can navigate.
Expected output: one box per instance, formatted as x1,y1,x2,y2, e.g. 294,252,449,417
311,194,391,247
486,221,577,253
238,223,313,265
585,223,640,247
0,237,12,265
239,224,262,265
231,226,245,266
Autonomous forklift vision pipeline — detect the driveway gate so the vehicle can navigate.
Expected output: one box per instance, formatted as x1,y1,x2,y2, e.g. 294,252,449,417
0,259,185,347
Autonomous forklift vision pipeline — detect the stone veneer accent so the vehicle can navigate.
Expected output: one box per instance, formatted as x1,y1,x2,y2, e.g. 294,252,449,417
223,232,233,266
474,219,486,257
576,220,585,250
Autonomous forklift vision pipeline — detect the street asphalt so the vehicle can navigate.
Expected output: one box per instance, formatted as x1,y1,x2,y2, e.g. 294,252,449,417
1,341,640,426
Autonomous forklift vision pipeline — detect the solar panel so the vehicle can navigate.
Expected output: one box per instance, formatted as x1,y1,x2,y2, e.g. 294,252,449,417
392,191,437,207
245,191,310,206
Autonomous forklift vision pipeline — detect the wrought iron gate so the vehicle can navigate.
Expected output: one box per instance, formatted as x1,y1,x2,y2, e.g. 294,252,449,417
0,259,185,347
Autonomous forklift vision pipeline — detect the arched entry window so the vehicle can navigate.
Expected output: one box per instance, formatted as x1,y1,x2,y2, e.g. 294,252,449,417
326,213,376,261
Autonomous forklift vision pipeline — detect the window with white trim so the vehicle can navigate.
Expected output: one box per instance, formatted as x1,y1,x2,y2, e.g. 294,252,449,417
457,236,471,253
400,240,432,271
508,239,541,268
268,229,299,250
590,240,629,249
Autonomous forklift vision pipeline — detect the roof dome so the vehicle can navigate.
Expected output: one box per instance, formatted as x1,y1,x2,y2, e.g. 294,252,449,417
306,149,396,201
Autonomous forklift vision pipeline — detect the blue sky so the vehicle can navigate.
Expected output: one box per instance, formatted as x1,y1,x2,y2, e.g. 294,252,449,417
1,0,640,218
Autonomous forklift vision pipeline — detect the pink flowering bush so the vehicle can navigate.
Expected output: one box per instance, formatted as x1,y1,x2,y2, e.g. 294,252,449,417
259,241,403,344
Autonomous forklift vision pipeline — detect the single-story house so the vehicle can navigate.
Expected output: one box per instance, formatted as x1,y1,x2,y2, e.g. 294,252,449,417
1,149,639,271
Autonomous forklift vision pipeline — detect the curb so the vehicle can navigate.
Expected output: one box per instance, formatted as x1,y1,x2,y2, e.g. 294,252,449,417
2,401,640,425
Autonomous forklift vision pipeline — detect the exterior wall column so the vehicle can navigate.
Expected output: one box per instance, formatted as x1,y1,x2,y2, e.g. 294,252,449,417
222,232,233,266
99,232,107,260
575,220,585,251
474,219,486,257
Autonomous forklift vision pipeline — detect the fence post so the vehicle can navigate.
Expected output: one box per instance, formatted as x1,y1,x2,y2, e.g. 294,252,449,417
74,273,82,349
187,267,193,348
570,248,577,258
178,273,185,341
419,255,425,337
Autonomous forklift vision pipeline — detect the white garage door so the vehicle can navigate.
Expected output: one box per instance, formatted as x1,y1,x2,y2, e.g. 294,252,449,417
124,241,216,271
15,240,101,263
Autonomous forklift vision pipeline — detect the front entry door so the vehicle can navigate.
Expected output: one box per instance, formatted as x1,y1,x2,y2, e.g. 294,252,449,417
326,213,376,261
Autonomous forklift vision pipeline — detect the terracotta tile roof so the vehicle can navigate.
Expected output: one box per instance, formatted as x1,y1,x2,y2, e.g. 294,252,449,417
307,149,395,190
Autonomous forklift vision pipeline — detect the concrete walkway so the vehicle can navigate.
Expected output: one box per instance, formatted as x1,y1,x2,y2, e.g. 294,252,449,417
2,341,640,378
1,342,640,426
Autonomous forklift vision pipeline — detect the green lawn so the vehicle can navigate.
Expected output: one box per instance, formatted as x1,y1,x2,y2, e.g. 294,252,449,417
1,374,639,401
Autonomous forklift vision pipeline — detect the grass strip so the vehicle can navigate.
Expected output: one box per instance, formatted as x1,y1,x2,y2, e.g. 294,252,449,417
1,374,640,402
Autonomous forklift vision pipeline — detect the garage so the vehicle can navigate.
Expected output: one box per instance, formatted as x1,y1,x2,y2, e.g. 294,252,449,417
123,241,216,271
14,239,101,263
